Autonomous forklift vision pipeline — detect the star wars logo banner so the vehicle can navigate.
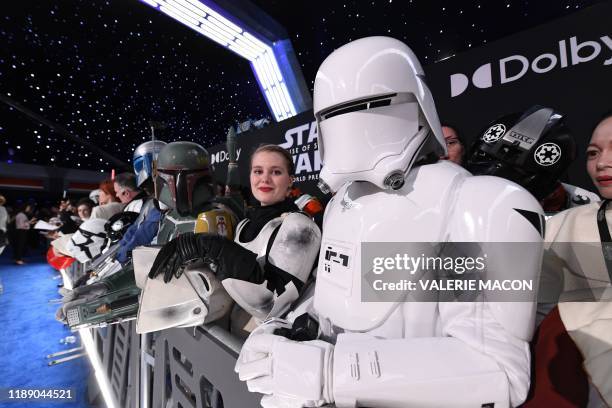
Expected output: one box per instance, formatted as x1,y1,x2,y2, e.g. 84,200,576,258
206,111,323,197
279,120,321,183
425,2,611,191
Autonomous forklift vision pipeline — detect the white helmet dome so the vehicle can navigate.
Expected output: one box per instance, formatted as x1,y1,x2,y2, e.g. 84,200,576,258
313,36,446,192
67,218,108,263
89,189,101,205
133,140,167,187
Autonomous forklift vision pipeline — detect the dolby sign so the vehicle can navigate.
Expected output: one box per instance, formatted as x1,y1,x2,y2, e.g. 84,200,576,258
450,35,612,97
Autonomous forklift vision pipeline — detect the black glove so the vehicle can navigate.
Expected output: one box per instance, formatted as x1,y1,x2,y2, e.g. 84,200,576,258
148,233,260,283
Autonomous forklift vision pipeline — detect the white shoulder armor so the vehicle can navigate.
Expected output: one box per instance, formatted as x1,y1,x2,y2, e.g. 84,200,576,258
449,175,544,341
450,175,545,242
267,212,321,285
224,212,321,321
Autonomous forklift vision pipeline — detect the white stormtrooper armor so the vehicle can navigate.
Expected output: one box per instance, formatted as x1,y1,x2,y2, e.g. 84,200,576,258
67,218,108,263
236,37,544,408
223,212,321,322
135,248,234,333
560,182,600,208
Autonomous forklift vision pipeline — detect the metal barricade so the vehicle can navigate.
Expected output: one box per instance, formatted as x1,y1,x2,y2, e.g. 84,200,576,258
151,325,261,408
87,315,261,407
110,321,133,407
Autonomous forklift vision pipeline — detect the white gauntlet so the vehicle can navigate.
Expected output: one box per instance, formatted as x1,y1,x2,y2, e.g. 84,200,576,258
236,319,334,408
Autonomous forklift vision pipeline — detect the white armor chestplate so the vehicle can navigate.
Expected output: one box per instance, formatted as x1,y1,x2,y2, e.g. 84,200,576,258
226,215,287,321
226,213,322,321
234,216,284,263
314,161,465,335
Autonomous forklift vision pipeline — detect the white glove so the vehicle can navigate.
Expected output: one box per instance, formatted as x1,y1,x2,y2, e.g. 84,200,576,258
235,319,334,407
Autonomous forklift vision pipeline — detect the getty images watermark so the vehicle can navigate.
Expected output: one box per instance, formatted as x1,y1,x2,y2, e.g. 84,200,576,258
361,242,540,302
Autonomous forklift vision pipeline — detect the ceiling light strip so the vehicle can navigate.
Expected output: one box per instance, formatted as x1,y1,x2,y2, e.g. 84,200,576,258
140,0,298,121
228,43,257,61
164,0,203,21
262,52,282,84
258,56,291,118
193,25,230,48
243,32,269,52
255,60,282,115
280,82,297,115
255,61,284,119
268,52,285,83
168,0,207,18
273,84,290,116
182,0,209,14
206,14,242,37
191,1,243,34
200,19,235,43
265,89,284,121
159,5,200,27
254,57,272,90
141,0,159,7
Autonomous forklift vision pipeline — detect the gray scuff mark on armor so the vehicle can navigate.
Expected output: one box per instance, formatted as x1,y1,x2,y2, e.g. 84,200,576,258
285,225,318,247
161,307,179,318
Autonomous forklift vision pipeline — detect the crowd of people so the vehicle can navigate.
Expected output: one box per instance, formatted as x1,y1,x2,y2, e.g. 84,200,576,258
0,172,149,265
2,36,611,407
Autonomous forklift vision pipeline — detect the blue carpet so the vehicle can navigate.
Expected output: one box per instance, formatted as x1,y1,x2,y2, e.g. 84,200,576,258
0,248,91,408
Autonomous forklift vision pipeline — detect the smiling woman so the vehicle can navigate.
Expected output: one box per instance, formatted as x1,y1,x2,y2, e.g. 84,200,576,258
249,144,295,207
586,113,612,197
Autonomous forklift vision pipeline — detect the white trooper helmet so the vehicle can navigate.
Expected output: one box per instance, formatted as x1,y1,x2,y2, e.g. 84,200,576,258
314,36,447,193
66,218,108,263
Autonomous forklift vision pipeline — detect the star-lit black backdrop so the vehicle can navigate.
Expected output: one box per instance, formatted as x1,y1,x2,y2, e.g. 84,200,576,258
0,0,604,172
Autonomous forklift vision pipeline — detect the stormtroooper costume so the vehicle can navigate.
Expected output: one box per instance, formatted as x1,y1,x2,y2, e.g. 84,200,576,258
235,36,544,408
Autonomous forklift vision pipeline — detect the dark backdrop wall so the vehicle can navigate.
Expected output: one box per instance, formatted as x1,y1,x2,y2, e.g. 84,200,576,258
427,1,612,191
208,2,612,197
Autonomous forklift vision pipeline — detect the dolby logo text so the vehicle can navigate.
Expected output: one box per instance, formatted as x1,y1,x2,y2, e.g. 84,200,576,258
450,35,612,97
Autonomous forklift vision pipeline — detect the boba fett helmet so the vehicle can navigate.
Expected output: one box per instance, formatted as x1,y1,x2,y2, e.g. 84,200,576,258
155,141,214,216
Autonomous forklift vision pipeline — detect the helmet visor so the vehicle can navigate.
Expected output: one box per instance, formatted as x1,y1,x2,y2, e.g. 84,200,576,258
155,169,210,216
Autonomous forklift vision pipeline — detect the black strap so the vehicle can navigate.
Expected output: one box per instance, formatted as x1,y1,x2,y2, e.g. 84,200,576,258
597,199,612,242
263,224,304,295
596,199,612,283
